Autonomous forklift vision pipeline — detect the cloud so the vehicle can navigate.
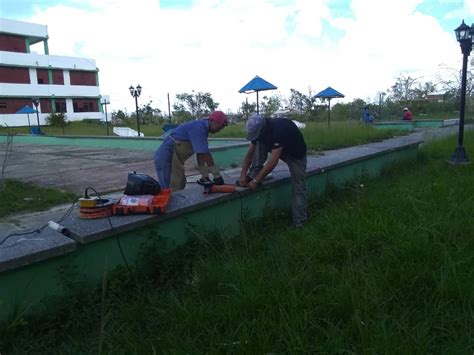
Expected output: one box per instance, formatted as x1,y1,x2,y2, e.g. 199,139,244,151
22,0,463,113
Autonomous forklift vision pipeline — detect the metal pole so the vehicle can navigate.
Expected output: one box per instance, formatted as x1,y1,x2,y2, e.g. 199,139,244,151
256,91,259,115
135,94,141,137
35,110,41,133
33,99,41,134
328,99,331,127
104,102,109,136
449,39,471,164
167,93,171,125
378,94,382,121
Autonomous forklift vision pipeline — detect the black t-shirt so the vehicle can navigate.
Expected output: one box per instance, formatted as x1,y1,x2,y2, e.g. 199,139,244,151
253,118,307,158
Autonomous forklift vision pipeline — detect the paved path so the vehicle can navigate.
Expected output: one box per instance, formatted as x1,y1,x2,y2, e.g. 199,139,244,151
0,143,198,195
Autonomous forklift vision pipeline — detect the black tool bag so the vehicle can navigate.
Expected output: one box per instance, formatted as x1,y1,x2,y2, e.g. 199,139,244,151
124,172,161,196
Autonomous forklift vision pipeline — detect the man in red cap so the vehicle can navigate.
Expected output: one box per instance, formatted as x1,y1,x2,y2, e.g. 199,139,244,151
154,111,228,190
402,107,413,121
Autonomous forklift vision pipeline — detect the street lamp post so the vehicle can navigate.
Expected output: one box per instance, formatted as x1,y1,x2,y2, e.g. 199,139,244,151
32,98,41,134
449,20,472,165
129,85,142,137
101,98,110,136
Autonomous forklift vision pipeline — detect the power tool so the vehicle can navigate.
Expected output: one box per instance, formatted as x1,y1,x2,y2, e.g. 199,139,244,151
197,179,237,195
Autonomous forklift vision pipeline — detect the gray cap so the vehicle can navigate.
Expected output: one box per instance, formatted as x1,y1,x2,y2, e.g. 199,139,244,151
246,114,265,141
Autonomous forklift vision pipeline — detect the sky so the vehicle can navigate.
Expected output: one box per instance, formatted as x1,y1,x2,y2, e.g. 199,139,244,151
1,0,474,114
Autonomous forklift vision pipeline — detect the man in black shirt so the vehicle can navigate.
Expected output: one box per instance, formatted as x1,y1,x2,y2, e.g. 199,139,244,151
238,114,308,227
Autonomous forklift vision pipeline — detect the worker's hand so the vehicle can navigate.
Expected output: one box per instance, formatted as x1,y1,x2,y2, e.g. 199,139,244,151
248,179,259,190
213,176,224,185
238,176,249,187
197,177,211,186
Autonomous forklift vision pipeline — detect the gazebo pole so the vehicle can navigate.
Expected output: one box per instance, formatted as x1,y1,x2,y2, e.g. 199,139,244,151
328,99,331,127
256,91,260,115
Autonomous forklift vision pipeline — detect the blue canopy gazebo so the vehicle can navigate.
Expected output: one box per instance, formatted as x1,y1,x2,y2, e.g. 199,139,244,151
314,86,345,127
16,105,38,131
239,75,277,115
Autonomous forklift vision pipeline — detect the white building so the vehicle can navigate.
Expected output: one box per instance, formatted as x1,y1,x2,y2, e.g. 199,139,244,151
0,18,106,127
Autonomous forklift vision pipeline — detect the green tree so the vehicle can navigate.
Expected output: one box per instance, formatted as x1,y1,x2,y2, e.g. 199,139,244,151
240,100,256,121
46,112,68,134
173,91,219,120
260,95,281,117
111,110,128,125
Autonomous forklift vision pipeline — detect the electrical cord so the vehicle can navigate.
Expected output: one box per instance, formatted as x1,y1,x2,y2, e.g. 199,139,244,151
0,199,77,248
82,186,131,273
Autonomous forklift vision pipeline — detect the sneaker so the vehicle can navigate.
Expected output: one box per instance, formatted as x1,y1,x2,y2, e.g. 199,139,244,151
294,223,304,229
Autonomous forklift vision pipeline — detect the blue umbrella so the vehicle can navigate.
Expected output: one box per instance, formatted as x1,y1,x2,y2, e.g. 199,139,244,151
16,105,38,130
239,75,277,115
314,86,345,127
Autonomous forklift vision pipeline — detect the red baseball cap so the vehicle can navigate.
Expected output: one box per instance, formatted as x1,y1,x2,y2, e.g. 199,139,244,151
209,111,228,126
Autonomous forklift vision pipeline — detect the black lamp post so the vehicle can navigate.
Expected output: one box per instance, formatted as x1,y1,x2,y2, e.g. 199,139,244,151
129,85,142,137
32,98,41,134
101,98,110,136
449,20,472,165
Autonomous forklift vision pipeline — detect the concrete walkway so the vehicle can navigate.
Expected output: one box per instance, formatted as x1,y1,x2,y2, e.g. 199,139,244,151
0,143,199,195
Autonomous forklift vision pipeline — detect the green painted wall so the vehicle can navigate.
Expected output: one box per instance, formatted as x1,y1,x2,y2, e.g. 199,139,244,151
414,120,444,128
373,123,414,131
0,145,419,321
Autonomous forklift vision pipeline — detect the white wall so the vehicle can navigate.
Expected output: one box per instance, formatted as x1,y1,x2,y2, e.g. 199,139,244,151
1,111,104,127
0,51,97,71
0,83,100,98
0,18,48,39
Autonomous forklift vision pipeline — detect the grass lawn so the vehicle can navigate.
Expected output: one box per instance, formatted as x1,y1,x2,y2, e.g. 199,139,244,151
0,179,77,218
1,131,473,352
1,121,405,151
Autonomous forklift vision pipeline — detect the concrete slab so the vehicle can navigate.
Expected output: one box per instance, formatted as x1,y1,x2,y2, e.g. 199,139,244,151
0,143,197,194
0,226,76,273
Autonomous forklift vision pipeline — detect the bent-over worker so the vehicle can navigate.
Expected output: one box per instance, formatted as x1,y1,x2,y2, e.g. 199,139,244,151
239,114,308,227
154,111,228,190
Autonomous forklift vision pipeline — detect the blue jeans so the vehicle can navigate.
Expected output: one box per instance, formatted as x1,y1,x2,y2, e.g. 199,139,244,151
250,141,307,225
154,138,174,189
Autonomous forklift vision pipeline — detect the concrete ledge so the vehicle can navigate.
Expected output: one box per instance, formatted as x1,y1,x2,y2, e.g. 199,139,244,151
443,118,459,127
0,228,76,273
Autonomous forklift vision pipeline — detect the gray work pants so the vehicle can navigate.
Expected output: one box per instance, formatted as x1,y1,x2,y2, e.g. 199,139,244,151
250,141,307,225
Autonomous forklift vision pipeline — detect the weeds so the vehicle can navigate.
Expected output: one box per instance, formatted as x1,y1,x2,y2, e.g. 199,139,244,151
1,132,473,353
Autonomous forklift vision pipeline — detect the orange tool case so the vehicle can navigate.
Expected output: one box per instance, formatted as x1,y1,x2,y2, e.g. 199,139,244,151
113,189,172,215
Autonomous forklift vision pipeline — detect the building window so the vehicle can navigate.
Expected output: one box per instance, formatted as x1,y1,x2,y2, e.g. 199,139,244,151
55,101,67,113
73,99,98,112
69,70,97,86
37,69,49,85
0,66,30,83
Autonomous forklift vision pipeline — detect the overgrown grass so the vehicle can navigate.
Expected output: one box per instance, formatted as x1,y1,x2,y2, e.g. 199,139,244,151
1,120,406,152
213,121,406,151
0,179,77,217
2,131,473,353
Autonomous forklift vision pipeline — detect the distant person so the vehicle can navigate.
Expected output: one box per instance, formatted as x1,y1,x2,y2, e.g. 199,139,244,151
402,107,413,121
238,114,308,228
363,106,374,124
154,111,228,191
